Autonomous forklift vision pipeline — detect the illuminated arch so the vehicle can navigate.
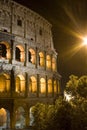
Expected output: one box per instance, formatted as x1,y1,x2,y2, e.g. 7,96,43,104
40,78,46,94
29,76,37,93
0,73,10,92
48,79,52,93
15,107,25,129
15,75,25,93
28,49,36,64
0,41,11,59
52,57,56,71
46,55,51,69
0,108,10,128
29,106,35,126
54,80,57,93
39,52,44,67
15,45,25,62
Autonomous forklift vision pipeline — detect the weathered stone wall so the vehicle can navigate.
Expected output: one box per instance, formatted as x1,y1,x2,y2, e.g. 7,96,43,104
0,0,61,129
0,0,54,50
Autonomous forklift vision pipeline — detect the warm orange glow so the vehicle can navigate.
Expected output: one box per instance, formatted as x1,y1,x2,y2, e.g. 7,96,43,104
52,57,56,71
40,78,46,93
82,36,87,46
48,79,52,93
0,74,10,92
29,49,36,64
29,76,37,92
0,75,6,92
55,6,87,59
39,52,44,66
15,75,25,93
54,80,57,93
0,108,7,126
46,55,51,69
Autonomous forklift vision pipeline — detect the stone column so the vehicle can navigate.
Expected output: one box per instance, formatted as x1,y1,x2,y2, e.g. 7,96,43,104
12,41,16,61
25,72,29,97
37,74,39,97
11,67,15,97
51,54,52,71
10,39,14,63
35,47,37,68
46,75,48,97
25,43,28,66
44,51,46,70
36,47,39,68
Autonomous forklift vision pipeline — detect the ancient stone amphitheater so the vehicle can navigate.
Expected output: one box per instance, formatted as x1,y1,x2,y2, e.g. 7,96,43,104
0,0,61,129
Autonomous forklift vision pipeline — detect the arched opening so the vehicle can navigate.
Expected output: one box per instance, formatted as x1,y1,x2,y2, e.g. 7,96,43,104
15,107,25,129
0,74,10,93
29,76,37,93
15,75,25,93
28,51,31,63
28,49,36,64
29,106,35,126
48,79,52,94
16,47,20,61
46,55,51,69
39,52,44,67
0,108,10,129
40,78,46,94
52,57,56,71
0,44,6,58
54,80,57,93
15,45,25,62
0,42,11,59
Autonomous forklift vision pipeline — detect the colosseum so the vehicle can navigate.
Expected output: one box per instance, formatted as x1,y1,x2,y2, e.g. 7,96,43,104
0,0,61,129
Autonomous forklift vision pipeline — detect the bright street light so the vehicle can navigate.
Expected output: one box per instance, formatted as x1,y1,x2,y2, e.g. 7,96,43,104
83,36,87,45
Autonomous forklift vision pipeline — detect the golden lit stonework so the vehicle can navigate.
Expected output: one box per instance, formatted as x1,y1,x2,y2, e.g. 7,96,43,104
0,0,61,129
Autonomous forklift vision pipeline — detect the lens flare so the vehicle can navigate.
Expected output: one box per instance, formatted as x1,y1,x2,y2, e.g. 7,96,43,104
83,37,87,45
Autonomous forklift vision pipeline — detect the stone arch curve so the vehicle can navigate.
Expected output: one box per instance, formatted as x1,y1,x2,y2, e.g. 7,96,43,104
28,48,36,64
29,76,37,96
0,41,11,59
39,52,45,67
40,78,46,94
15,44,25,62
46,54,51,69
15,74,25,93
48,79,52,94
0,108,10,129
0,73,10,93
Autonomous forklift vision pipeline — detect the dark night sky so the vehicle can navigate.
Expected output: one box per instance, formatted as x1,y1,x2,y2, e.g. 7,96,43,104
14,0,87,88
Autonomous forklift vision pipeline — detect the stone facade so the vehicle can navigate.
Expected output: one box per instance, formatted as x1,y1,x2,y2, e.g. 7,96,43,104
0,0,61,129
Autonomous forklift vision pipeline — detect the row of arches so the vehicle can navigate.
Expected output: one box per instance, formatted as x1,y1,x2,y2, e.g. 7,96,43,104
0,108,10,129
0,106,44,129
0,73,60,97
0,42,57,71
